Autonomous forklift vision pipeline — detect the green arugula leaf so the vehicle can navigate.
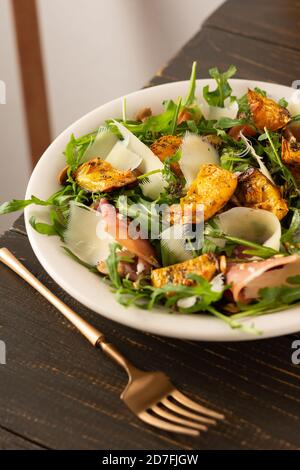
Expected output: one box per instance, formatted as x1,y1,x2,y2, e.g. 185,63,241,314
29,216,58,236
205,220,279,258
287,275,300,284
278,97,288,108
215,116,248,129
237,93,250,116
136,169,162,185
225,236,278,258
203,65,237,107
170,97,182,135
220,146,252,173
114,277,152,308
183,61,197,106
49,208,66,239
186,120,198,133
64,134,78,169
158,151,185,205
147,274,225,310
257,132,268,141
64,131,97,170
106,243,122,288
144,100,178,134
281,209,300,243
107,100,178,142
291,114,300,122
29,206,67,239
281,209,300,252
263,127,299,196
254,86,267,97
0,195,53,215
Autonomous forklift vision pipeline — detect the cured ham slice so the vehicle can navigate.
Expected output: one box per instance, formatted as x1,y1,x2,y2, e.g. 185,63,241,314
226,254,300,303
98,199,159,267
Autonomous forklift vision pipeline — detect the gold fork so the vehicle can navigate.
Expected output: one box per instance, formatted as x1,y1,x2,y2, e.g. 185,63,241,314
0,247,224,436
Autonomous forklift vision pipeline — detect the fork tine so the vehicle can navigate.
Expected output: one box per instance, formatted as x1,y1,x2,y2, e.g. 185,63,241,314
138,411,199,436
151,404,207,431
171,390,225,420
161,397,217,425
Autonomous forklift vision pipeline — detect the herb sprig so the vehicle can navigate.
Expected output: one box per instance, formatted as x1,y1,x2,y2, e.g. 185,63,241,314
203,65,237,107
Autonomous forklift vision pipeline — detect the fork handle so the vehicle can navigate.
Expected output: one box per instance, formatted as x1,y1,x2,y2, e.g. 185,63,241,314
0,247,104,346
0,247,140,378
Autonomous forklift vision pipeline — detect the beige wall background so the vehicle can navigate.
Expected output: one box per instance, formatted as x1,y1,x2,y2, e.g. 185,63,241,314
0,0,224,234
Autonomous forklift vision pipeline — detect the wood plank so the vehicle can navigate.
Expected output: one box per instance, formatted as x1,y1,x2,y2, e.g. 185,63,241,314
0,426,44,450
205,0,300,52
11,214,27,236
11,0,51,167
148,26,300,88
1,227,300,449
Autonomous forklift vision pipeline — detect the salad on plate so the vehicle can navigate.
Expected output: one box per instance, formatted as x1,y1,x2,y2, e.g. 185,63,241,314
2,62,300,334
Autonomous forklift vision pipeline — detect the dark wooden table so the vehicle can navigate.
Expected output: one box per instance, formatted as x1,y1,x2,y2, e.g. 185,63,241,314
1,0,300,450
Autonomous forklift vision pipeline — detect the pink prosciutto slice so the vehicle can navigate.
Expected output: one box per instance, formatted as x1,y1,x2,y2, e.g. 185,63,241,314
226,254,300,303
98,199,159,267
97,250,151,281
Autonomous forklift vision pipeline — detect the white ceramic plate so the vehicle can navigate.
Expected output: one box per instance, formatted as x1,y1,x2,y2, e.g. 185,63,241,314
25,79,300,341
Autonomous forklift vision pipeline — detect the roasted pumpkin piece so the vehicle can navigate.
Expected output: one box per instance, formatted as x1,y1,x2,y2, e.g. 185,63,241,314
74,158,137,192
180,163,238,222
150,135,182,176
247,89,290,131
151,253,218,289
235,167,289,220
281,137,300,182
282,137,300,167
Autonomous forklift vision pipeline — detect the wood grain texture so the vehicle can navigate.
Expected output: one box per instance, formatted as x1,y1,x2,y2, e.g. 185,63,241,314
205,0,300,52
147,26,300,88
2,0,300,451
12,0,51,167
0,426,44,450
